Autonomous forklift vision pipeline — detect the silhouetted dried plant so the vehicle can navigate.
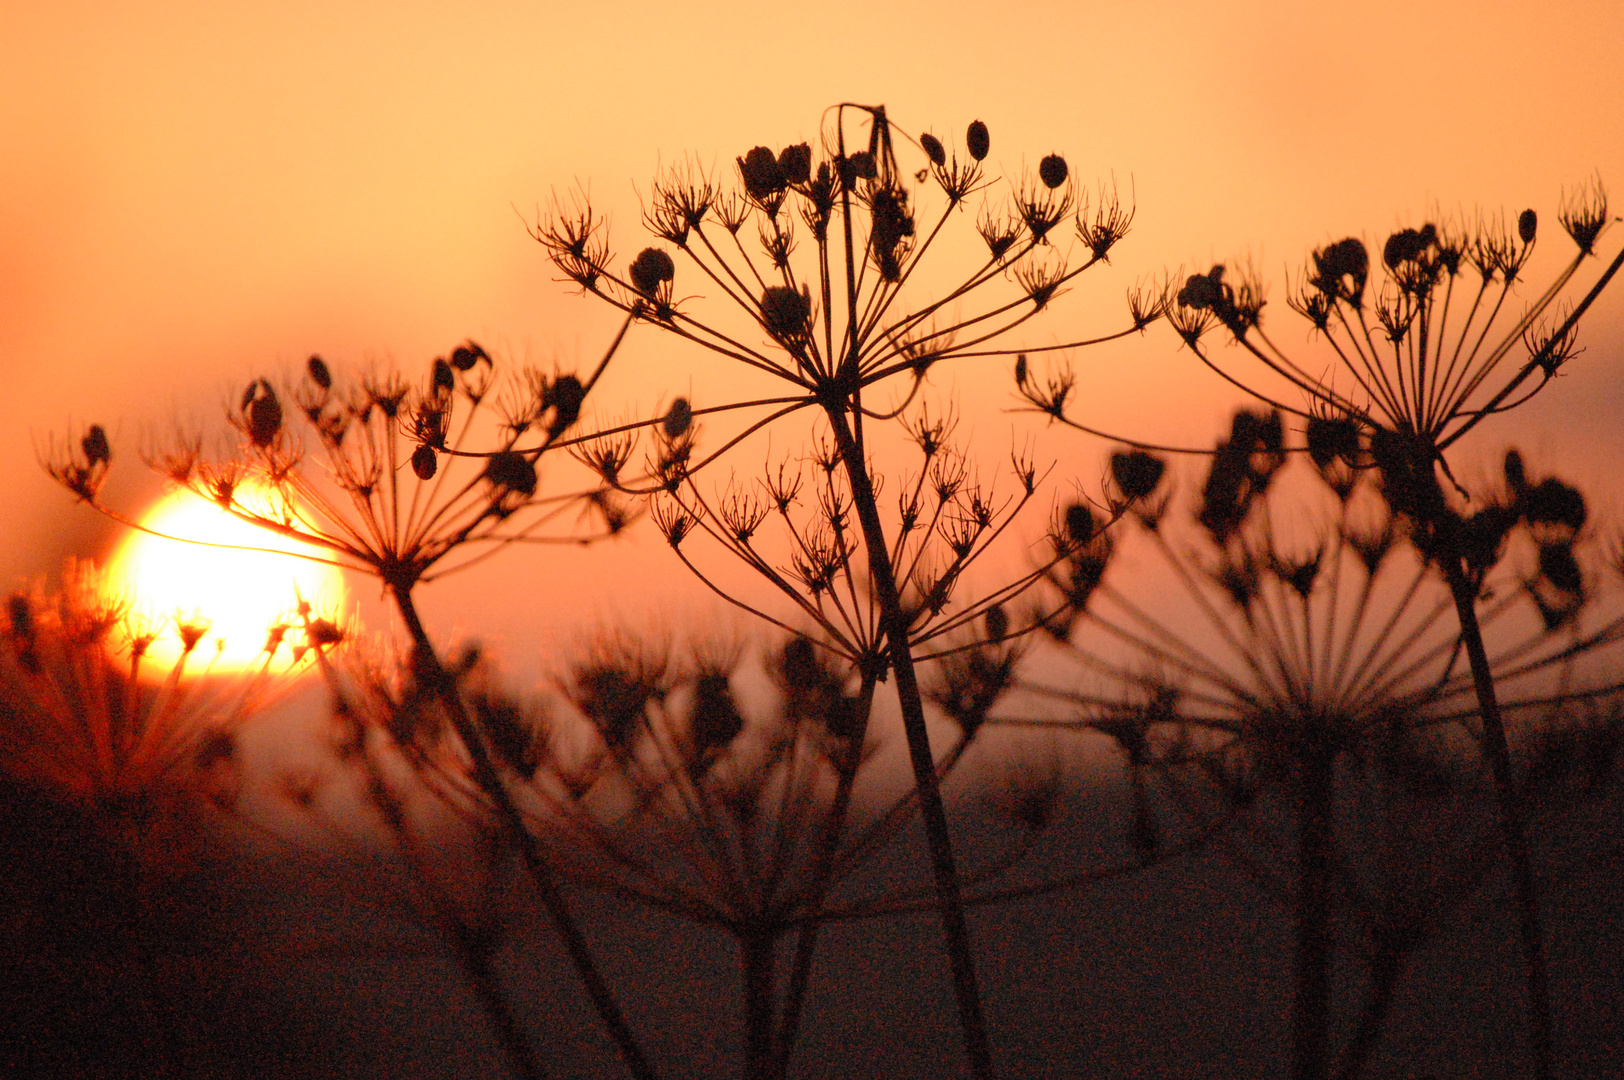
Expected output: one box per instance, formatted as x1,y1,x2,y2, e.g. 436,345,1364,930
538,104,1157,1076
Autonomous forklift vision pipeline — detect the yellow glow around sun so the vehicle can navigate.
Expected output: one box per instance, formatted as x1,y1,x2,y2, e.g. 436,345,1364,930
106,483,348,672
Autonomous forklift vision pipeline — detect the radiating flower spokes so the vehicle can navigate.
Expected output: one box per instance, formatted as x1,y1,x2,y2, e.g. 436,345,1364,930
1164,182,1621,458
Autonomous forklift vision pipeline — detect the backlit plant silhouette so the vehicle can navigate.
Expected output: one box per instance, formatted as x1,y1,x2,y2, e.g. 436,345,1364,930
1003,417,1624,1080
536,104,1156,1075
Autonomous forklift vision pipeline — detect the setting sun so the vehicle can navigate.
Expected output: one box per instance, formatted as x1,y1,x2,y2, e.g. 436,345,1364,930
105,483,348,672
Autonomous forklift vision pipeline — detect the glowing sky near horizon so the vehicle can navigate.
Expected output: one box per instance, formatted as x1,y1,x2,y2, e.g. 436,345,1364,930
5,0,1623,663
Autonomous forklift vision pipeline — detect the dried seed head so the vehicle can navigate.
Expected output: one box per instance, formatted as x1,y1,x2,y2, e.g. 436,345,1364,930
1064,502,1096,544
663,397,692,439
243,380,283,448
1504,448,1528,495
761,285,812,343
1538,540,1583,594
81,424,111,467
628,247,676,299
777,143,812,186
1312,238,1369,302
690,670,745,753
411,443,438,481
1383,224,1437,269
1520,477,1587,535
1014,353,1027,387
1518,208,1538,245
1560,183,1608,254
432,358,455,394
966,120,990,162
920,133,946,167
1038,153,1068,190
306,355,331,389
484,450,537,498
547,375,585,436
1110,450,1167,502
984,604,1009,642
739,145,787,201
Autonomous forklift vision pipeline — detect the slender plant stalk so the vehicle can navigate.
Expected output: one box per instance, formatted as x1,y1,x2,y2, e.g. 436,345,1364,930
346,726,550,1080
824,406,995,1080
1441,559,1552,1080
1293,749,1336,1080
1333,942,1409,1080
771,672,880,1077
390,584,659,1080
743,929,778,1080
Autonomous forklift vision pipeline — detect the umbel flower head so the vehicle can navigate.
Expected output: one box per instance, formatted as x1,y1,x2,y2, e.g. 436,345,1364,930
50,341,631,598
1034,413,1624,769
535,104,1146,462
1165,181,1622,469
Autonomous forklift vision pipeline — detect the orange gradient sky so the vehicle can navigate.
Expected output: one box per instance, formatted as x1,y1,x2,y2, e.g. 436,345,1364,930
5,0,1624,665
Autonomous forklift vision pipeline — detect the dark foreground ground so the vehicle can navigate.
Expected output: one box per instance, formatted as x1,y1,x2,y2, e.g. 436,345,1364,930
4,772,1621,1080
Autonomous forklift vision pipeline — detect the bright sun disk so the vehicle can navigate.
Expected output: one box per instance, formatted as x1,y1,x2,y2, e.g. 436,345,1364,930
105,483,348,673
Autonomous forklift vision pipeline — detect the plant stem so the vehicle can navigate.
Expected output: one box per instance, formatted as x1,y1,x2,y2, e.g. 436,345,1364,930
1333,941,1408,1080
1441,559,1553,1080
823,407,996,1080
772,673,880,1077
1293,749,1336,1080
743,929,778,1080
389,584,659,1080
355,738,549,1080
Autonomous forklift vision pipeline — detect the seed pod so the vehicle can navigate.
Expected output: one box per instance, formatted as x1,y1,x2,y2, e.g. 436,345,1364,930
1038,153,1068,190
1014,353,1027,387
984,604,1009,642
411,443,438,480
449,344,479,371
920,133,946,167
663,397,692,439
81,424,111,467
966,120,990,161
628,247,676,298
307,355,332,389
1518,208,1537,245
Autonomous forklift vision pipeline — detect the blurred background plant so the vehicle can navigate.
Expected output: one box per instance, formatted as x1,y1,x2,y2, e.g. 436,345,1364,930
0,560,339,1078
999,414,1624,1080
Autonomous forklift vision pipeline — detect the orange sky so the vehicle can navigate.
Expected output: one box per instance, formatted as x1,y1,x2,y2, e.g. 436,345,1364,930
5,0,1623,667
